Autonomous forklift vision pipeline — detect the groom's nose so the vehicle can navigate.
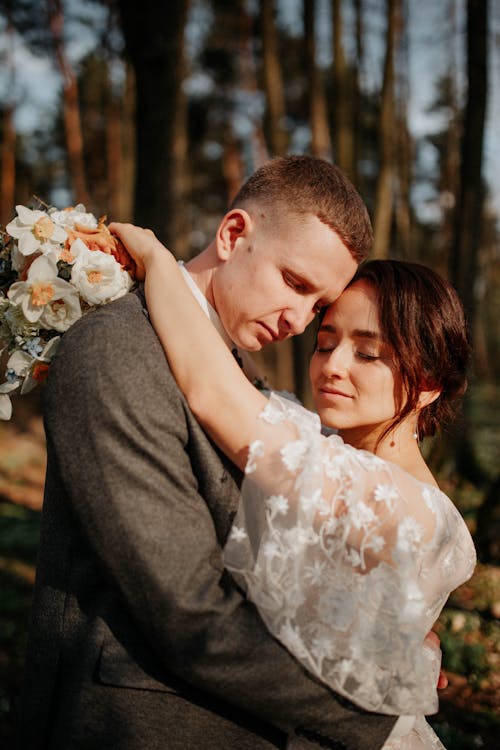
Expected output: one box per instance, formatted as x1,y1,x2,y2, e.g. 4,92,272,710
280,303,314,336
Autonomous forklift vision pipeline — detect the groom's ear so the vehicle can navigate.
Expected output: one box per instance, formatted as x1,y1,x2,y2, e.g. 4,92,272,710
216,209,253,261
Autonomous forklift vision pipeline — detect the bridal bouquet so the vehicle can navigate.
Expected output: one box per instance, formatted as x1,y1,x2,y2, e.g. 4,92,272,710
0,201,136,420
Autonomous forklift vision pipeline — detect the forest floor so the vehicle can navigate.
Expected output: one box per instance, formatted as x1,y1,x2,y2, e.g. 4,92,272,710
0,403,499,749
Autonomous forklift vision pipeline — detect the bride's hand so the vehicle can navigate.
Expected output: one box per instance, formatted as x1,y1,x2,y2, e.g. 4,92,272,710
108,222,175,281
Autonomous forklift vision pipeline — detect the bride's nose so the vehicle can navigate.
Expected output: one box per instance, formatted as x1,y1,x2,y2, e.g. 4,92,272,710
322,343,349,377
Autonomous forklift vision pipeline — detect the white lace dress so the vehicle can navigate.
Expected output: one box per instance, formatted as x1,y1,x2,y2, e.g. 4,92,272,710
223,394,476,750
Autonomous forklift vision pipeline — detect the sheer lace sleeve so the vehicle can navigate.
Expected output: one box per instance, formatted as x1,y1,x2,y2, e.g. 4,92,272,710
224,393,476,716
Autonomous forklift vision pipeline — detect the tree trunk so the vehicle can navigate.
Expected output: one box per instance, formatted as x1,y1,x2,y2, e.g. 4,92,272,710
118,62,136,222
351,0,363,189
1,10,15,226
105,89,123,221
118,0,190,251
48,0,90,207
332,0,354,177
260,0,288,156
450,0,488,328
304,0,332,160
448,0,489,486
1,104,16,226
372,0,398,259
394,6,412,258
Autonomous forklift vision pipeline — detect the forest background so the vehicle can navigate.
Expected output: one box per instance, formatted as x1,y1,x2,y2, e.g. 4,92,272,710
0,0,499,747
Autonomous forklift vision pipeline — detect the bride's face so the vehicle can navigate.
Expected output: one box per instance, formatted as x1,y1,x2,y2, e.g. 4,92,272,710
309,280,404,444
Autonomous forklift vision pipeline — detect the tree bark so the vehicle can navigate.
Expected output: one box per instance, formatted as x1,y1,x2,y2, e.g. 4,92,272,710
332,0,354,177
0,8,15,226
450,0,488,328
304,0,332,160
118,62,136,222
447,0,489,487
48,0,90,207
260,0,288,156
351,0,363,189
118,0,190,251
394,6,412,258
1,104,16,226
372,0,399,259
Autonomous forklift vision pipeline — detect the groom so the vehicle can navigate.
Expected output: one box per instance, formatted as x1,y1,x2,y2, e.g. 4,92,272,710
19,156,397,749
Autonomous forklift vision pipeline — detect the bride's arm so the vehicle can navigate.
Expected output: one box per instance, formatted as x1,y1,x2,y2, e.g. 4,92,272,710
109,223,286,472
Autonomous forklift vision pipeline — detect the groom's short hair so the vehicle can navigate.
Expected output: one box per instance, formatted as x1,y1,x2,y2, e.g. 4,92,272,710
229,155,372,263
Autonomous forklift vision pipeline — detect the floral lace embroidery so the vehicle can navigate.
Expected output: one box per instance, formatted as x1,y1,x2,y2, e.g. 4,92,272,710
224,393,476,730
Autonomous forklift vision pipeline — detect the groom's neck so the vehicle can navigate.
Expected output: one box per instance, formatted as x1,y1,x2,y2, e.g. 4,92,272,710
185,243,218,309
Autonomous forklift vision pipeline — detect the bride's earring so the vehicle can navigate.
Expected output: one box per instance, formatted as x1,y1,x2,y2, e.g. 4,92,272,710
413,424,420,444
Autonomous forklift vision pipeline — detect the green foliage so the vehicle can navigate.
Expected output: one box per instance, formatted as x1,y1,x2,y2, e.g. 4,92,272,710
438,608,498,686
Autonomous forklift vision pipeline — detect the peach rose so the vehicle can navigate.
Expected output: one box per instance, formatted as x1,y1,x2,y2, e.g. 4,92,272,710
65,219,136,276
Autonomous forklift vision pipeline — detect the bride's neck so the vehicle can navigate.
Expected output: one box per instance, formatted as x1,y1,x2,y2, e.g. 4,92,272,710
340,425,438,487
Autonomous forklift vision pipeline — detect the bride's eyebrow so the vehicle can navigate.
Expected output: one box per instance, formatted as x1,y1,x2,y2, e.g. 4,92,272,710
353,329,386,342
318,325,385,342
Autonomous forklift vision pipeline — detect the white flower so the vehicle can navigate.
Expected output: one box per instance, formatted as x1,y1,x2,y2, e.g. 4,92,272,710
0,380,20,420
346,548,362,567
280,439,308,472
311,632,335,662
366,534,385,553
349,500,376,529
373,484,399,510
39,290,82,332
229,525,247,543
8,255,80,325
7,350,34,380
266,494,289,516
304,560,327,586
421,487,437,513
6,205,67,258
282,526,318,548
299,488,323,513
10,244,29,273
246,439,265,474
6,337,60,395
261,399,286,424
70,242,132,305
49,204,98,230
262,540,280,558
397,516,425,552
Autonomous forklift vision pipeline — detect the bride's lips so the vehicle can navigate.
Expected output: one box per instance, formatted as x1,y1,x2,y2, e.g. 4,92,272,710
317,386,353,400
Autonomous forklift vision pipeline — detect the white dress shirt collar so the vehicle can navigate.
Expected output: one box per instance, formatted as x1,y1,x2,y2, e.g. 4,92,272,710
178,260,234,351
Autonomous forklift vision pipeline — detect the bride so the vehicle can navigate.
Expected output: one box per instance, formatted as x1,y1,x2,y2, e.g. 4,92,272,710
110,223,476,749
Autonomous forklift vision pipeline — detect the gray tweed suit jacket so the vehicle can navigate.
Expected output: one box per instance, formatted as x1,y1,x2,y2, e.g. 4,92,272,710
18,287,395,749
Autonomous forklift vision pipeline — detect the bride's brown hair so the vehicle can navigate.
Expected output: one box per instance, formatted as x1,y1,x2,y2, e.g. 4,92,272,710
318,260,471,441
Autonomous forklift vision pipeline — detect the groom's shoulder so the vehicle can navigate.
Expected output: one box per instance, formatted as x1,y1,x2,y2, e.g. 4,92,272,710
58,288,154,356
49,288,171,392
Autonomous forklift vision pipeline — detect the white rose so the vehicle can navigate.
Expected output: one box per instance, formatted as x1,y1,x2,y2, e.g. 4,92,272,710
70,246,132,305
49,204,98,230
39,291,82,332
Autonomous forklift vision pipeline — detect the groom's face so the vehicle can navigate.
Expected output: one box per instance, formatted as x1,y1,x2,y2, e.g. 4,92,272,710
212,209,358,351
